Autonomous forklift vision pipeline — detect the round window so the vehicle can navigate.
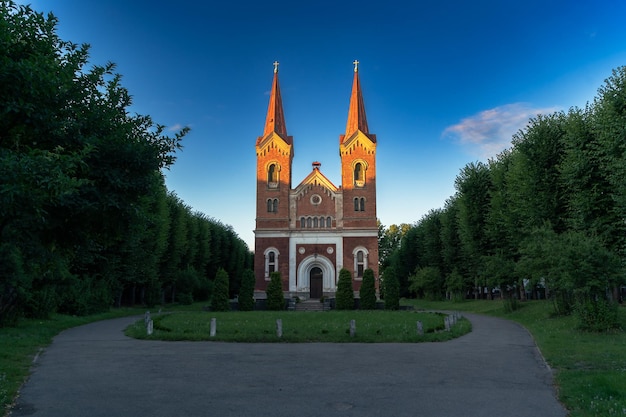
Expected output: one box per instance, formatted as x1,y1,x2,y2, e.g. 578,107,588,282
310,194,322,205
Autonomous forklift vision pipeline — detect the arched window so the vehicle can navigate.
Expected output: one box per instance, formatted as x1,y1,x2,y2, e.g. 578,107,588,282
267,198,278,213
267,163,279,188
264,248,279,280
326,216,332,228
306,217,312,228
269,252,276,273
354,197,365,212
352,247,369,279
354,162,365,186
300,217,305,228
320,217,325,228
356,251,364,277
313,217,319,228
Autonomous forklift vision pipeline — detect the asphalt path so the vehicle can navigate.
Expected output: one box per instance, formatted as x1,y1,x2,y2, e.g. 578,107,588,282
10,313,568,417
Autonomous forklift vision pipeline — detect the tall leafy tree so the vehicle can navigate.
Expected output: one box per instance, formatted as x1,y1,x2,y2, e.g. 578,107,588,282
591,67,626,264
455,161,492,296
507,113,567,234
1,2,186,322
382,264,400,310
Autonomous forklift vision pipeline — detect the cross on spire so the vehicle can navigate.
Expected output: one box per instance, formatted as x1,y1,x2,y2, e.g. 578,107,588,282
353,59,359,72
273,61,279,73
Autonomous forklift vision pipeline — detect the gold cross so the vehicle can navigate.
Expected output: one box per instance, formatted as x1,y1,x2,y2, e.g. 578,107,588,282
353,59,359,72
273,61,279,73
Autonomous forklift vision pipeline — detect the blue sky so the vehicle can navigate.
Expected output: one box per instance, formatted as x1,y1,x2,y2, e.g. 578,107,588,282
21,0,626,250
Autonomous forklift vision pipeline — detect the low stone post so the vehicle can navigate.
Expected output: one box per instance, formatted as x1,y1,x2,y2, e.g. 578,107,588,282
444,316,451,332
416,321,424,336
276,319,283,338
349,319,356,337
147,319,153,336
210,318,217,337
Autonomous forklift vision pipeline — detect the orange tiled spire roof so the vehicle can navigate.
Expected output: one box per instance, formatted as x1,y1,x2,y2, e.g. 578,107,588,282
343,60,372,141
262,61,290,143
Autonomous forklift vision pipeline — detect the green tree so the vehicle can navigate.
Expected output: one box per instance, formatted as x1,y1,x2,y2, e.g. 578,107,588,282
0,2,186,322
455,161,492,296
445,268,465,302
517,226,620,325
336,268,354,310
238,269,256,311
378,221,411,273
391,227,420,297
440,198,467,290
210,268,230,312
266,271,285,311
506,113,567,234
409,266,444,301
383,265,400,310
359,268,377,309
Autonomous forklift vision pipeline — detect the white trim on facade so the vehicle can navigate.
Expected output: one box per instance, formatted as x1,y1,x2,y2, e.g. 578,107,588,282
288,233,343,293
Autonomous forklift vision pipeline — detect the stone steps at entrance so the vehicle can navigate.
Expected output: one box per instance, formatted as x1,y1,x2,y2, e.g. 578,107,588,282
294,299,330,312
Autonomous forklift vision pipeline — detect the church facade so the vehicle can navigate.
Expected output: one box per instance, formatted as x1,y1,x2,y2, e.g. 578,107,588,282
254,61,379,299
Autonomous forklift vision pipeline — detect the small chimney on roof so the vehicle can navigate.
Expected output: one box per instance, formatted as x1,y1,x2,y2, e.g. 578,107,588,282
312,161,321,170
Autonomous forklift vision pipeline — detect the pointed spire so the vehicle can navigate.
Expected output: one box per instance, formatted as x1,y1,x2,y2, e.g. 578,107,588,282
262,61,289,141
343,59,369,140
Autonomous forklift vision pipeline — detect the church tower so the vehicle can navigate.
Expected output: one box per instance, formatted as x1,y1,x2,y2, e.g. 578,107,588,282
254,62,293,290
340,60,378,286
254,61,378,299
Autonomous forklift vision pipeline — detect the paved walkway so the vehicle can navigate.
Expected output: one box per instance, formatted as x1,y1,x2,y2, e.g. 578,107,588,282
10,313,568,417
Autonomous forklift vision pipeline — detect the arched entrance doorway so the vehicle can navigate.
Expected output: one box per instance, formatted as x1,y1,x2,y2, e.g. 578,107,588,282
310,267,323,299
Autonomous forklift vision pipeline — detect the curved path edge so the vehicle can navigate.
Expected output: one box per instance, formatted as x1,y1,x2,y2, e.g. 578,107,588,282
10,313,568,417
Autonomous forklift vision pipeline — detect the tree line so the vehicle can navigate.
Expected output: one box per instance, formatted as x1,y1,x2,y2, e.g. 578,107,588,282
382,66,626,330
0,2,252,326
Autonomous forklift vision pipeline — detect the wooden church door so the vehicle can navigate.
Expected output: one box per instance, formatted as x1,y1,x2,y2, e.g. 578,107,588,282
310,267,323,299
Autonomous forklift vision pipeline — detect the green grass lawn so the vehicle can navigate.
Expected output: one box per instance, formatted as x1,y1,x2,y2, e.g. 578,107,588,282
124,310,470,343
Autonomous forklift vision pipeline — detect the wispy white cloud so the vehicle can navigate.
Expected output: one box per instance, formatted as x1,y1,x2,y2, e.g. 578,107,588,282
442,103,559,159
168,123,184,132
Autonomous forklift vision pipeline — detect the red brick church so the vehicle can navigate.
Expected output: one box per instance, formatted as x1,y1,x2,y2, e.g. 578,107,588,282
254,61,379,299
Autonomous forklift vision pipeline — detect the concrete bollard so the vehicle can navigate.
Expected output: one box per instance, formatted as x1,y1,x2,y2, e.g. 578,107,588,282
350,319,356,337
147,319,153,335
276,319,283,338
416,321,424,336
210,318,216,337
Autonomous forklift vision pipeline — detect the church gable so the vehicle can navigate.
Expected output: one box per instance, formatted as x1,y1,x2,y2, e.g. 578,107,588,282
256,132,293,158
293,166,339,200
339,130,376,157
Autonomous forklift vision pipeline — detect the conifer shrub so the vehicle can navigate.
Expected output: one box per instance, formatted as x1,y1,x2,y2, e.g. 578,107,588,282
238,269,255,311
266,271,285,311
359,268,376,310
336,268,354,310
210,268,230,312
383,270,400,310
